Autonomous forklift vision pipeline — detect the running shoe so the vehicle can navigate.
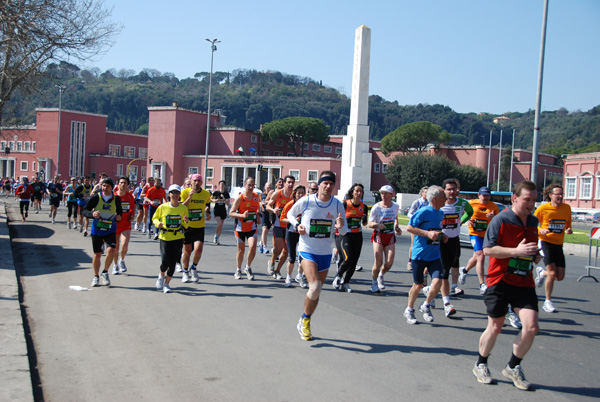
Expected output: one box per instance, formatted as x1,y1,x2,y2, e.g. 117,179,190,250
458,266,467,285
100,271,110,286
297,317,312,341
284,277,292,287
153,233,159,241
450,287,464,296
355,265,363,272
163,284,172,293
83,230,88,237
370,280,380,293
264,247,270,254
49,211,52,217
52,219,56,224
506,309,522,329
258,242,264,253
79,225,84,233
273,271,283,280
535,266,546,288
190,269,200,283
332,276,341,290
419,302,434,322
377,275,385,290
502,365,530,390
542,300,556,313
267,261,275,276
119,260,127,273
147,230,152,239
134,223,139,231
142,226,147,234
300,275,308,289
68,222,72,229
156,275,164,289
444,303,457,317
182,271,190,283
234,269,242,280
473,363,493,384
479,283,488,295
342,283,352,293
422,285,430,297
175,263,183,273
404,308,417,325
73,223,77,230
295,274,302,284
91,276,99,287
407,261,412,271
111,264,119,275
245,267,255,281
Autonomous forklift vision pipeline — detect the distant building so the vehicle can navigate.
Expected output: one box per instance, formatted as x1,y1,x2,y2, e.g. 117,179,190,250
563,152,600,210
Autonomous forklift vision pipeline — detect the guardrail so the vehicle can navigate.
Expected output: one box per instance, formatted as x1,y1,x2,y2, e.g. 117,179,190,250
578,225,600,282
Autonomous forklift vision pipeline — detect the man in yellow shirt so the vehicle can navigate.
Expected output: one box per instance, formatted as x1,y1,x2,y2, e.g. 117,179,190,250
180,174,211,283
459,187,499,295
533,184,572,313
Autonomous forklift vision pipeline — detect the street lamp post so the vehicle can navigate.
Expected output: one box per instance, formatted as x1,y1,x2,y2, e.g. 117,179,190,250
544,169,547,189
55,85,66,177
204,38,220,185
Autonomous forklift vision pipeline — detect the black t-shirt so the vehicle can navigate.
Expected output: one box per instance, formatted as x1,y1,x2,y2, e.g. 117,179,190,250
31,182,46,194
212,191,230,212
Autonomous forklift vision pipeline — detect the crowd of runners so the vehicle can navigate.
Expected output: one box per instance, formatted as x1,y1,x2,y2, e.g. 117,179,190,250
13,172,574,391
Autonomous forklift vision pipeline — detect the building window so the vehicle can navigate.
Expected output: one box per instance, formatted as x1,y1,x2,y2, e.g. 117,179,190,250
17,141,22,151
24,141,31,151
273,151,283,156
382,163,388,173
565,177,576,199
20,161,28,171
69,121,86,177
262,150,270,156
116,164,124,176
129,165,138,182
374,163,381,173
303,143,309,151
308,170,318,182
287,152,295,156
9,141,14,150
139,147,148,158
189,167,199,175
251,135,258,144
275,139,283,147
312,144,321,152
109,144,121,157
206,167,214,179
324,145,332,153
262,137,270,145
124,146,135,158
0,141,5,150
32,142,36,152
32,161,35,172
141,166,146,179
289,170,300,181
335,147,342,155
580,176,592,199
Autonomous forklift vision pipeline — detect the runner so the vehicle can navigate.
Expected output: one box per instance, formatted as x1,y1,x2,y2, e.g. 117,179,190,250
368,185,402,293
404,185,446,324
64,177,79,229
472,180,540,391
15,177,33,222
280,184,307,288
211,180,230,245
180,174,211,283
229,177,261,280
133,179,146,231
266,175,295,279
46,176,64,224
459,186,500,295
140,177,155,234
145,178,167,240
153,184,189,293
332,183,368,293
74,176,93,236
533,184,573,313
258,181,273,254
111,177,135,275
407,186,429,271
82,177,123,287
31,176,45,213
287,171,347,341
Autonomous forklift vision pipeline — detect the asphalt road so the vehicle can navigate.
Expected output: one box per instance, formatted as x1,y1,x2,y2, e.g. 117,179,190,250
6,200,600,402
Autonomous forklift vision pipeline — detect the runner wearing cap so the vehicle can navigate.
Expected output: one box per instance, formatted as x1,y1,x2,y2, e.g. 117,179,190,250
368,185,402,293
153,184,189,293
64,177,79,229
229,177,261,280
459,186,499,295
46,176,64,224
15,177,34,222
180,174,211,283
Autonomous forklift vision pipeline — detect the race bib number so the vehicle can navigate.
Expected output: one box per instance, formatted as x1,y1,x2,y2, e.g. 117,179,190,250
507,256,534,276
309,219,332,238
548,219,565,234
381,219,395,234
427,230,443,245
473,219,488,232
96,218,112,232
122,203,130,213
152,199,160,206
442,214,459,229
51,193,58,198
243,211,257,222
165,215,181,229
189,209,203,221
348,216,362,230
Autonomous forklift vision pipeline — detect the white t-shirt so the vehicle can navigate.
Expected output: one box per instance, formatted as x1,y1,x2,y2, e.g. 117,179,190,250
369,202,400,234
287,194,347,255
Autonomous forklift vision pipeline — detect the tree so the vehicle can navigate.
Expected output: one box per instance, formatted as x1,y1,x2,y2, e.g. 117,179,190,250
380,121,451,155
261,116,329,156
0,0,120,128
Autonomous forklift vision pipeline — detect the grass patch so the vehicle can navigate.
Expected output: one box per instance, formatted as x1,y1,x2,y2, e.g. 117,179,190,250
565,229,593,245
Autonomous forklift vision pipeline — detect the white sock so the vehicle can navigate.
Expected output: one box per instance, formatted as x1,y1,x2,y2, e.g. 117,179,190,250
442,296,450,305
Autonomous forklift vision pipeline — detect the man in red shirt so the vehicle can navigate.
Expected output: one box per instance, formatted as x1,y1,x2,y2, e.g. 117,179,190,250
112,177,136,274
144,178,166,240
472,181,541,391
16,177,34,222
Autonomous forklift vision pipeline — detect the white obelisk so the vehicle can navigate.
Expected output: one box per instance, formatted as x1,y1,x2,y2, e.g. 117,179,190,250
339,25,373,202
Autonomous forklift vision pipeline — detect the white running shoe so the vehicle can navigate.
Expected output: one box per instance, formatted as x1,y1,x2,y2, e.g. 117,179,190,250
285,277,292,287
134,223,139,231
163,284,172,293
479,283,488,295
156,275,164,289
332,276,341,290
142,226,147,234
267,261,275,275
234,269,242,279
73,223,77,230
444,304,457,317
100,271,110,286
300,275,308,289
342,283,352,293
190,269,200,283
68,222,72,229
245,267,255,281
377,275,385,290
506,309,522,329
404,308,417,325
422,285,430,297
542,300,556,313
473,363,493,384
273,271,283,280
52,219,56,224
182,271,190,283
91,276,99,287
458,266,467,285
79,225,84,233
370,280,380,293
355,265,363,272
175,263,183,273
111,264,119,275
535,266,546,288
119,260,127,273
419,302,434,322
295,274,302,284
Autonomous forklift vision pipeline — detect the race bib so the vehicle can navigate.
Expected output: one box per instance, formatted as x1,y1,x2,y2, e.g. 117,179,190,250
165,215,181,229
426,230,443,245
122,203,130,213
381,219,395,234
152,199,160,206
309,219,332,238
442,214,459,229
473,219,488,232
348,216,362,230
243,211,257,222
548,219,565,234
189,209,203,221
507,256,534,276
96,218,113,232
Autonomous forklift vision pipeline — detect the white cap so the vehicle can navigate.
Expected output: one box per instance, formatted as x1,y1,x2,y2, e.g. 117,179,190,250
379,185,394,194
168,184,181,193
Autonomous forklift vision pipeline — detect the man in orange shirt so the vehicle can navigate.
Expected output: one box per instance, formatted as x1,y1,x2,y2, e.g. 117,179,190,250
533,184,572,313
266,175,295,279
229,177,261,280
459,186,499,295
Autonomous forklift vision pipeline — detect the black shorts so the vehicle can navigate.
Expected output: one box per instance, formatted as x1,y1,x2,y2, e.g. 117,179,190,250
214,206,227,220
440,236,461,279
261,210,272,229
272,226,286,239
49,196,60,207
184,227,205,245
33,192,43,201
484,280,539,318
235,230,257,243
540,241,566,268
136,199,144,211
91,233,117,254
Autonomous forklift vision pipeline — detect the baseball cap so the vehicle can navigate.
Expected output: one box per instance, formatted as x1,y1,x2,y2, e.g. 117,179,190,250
168,184,181,193
479,186,491,195
191,174,203,181
379,185,394,194
101,177,114,188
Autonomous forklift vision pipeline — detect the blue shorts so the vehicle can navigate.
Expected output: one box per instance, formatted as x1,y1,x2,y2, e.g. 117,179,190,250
298,251,331,272
470,235,485,252
411,259,443,285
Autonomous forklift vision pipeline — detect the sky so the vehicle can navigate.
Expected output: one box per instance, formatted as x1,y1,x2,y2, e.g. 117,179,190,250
89,0,600,115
